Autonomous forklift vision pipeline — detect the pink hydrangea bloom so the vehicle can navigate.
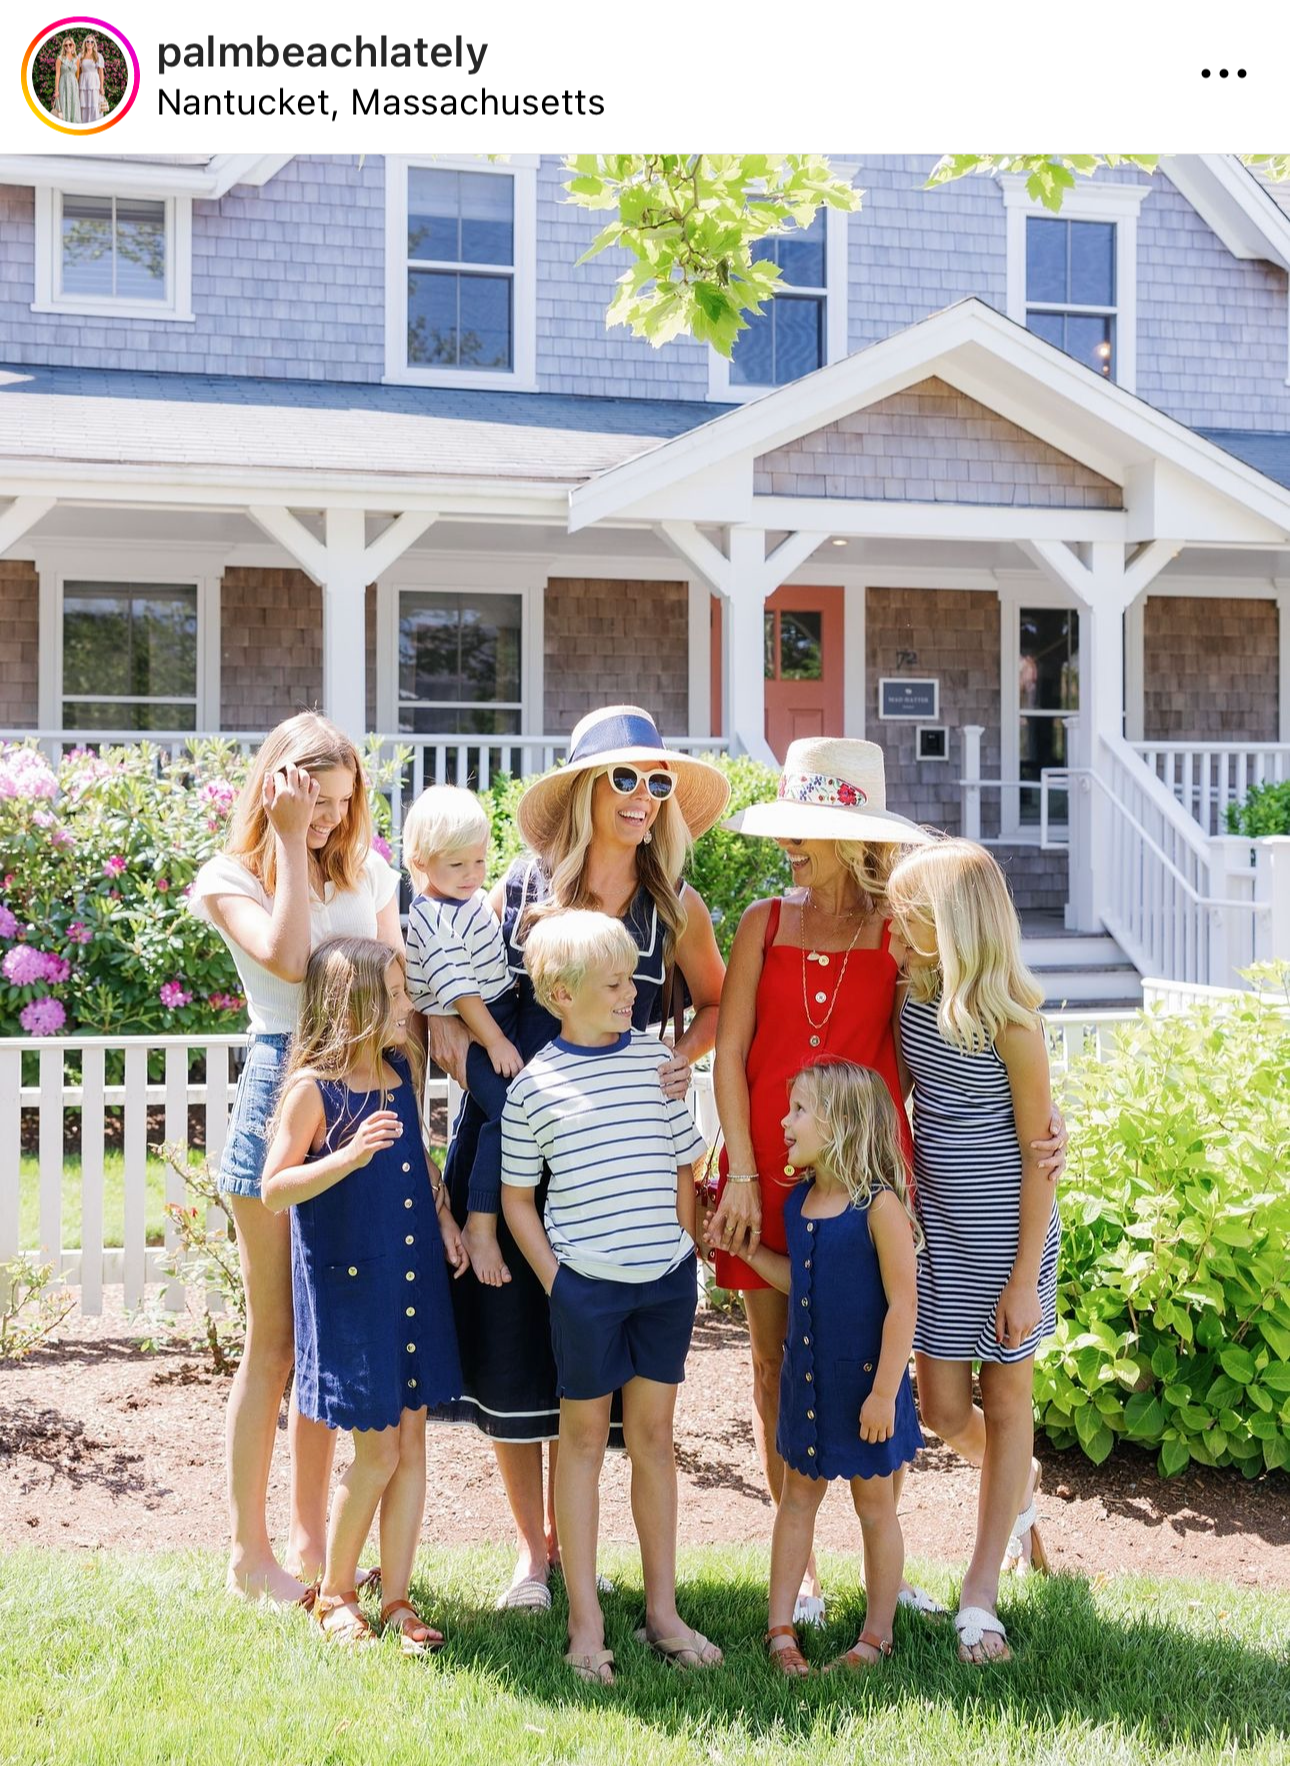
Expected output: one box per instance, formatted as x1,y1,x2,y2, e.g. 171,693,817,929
42,953,70,984
67,922,92,944
159,980,192,1010
3,945,50,986
0,905,16,940
199,779,236,815
0,747,58,801
51,828,75,850
155,878,170,893
20,997,66,1035
103,855,127,878
371,835,394,863
209,991,246,1013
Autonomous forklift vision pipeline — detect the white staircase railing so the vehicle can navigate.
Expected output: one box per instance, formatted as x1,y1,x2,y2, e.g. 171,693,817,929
1130,740,1290,837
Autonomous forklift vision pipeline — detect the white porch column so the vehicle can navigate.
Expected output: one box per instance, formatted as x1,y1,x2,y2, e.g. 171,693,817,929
659,520,825,765
246,505,437,741
1023,538,1181,932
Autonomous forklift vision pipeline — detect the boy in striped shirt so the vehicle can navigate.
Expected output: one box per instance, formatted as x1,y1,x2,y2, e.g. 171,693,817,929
404,784,520,1287
501,909,722,1684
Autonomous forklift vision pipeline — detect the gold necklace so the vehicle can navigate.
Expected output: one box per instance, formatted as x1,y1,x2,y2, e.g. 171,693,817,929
800,899,868,1049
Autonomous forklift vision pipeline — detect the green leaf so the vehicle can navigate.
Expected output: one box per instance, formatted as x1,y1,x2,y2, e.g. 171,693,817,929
1124,1393,1166,1438
1219,1345,1257,1384
1158,1436,1190,1477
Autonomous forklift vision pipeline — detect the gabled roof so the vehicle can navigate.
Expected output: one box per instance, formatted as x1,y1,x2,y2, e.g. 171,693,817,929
0,364,724,488
567,297,1290,541
1160,156,1290,272
0,154,292,197
1199,429,1290,490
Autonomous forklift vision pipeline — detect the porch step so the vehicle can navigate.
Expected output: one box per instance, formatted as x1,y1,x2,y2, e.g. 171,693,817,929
1021,918,1143,1009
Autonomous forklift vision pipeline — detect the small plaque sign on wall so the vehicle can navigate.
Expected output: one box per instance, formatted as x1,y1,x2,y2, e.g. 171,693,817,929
878,678,939,720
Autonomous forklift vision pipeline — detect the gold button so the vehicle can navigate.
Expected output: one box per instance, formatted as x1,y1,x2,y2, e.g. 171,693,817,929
407,1379,417,1389
806,1222,814,1233
402,1162,411,1173
404,1198,413,1209
807,1446,815,1457
405,1235,415,1246
406,1342,416,1353
405,1271,415,1282
406,1307,415,1318
864,1362,873,1371
802,1335,810,1346
805,1372,813,1383
347,1266,357,1277
804,1258,811,1269
800,1298,808,1308
806,1409,815,1420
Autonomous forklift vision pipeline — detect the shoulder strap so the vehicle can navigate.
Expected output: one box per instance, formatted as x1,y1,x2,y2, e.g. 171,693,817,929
762,897,783,955
880,916,893,953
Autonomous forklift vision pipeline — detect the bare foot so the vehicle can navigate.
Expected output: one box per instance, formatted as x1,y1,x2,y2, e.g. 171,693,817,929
226,1557,312,1606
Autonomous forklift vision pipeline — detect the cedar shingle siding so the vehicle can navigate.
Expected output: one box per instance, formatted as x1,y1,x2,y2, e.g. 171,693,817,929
543,578,689,736
1142,595,1280,740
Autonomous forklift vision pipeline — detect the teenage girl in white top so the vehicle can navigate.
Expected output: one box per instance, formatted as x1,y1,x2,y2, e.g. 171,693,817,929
191,712,402,1605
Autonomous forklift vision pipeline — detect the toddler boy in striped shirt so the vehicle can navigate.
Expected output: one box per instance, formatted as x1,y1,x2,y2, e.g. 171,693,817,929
501,909,721,1684
404,783,520,1287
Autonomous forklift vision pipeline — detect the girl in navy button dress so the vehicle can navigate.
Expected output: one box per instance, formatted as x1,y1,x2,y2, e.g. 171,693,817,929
263,936,468,1651
737,1059,922,1676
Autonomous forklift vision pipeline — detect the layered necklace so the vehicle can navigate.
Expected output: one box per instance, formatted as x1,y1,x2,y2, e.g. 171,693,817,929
800,892,870,1049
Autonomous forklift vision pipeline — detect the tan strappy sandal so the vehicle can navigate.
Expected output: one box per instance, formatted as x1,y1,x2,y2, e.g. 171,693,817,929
314,1590,376,1646
824,1629,893,1672
381,1598,444,1656
766,1624,811,1677
564,1647,615,1685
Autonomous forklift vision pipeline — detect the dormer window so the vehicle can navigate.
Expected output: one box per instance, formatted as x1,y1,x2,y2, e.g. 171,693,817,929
32,187,194,322
708,201,850,401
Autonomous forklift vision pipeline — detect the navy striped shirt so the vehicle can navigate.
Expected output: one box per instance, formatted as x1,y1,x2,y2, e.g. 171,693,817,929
501,1030,707,1283
405,888,512,1016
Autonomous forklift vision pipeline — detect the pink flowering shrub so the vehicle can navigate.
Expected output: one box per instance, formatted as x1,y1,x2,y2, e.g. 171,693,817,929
0,738,400,1036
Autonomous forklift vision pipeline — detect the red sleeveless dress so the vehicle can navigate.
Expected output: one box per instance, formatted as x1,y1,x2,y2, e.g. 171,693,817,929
713,898,913,1291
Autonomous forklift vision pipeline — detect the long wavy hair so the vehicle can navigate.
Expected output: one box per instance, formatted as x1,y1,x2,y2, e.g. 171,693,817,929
830,838,905,914
888,838,1043,1052
225,712,372,899
270,937,426,1151
789,1059,922,1248
521,768,691,962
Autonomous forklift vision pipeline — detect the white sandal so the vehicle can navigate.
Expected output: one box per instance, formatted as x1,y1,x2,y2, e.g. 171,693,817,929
954,1605,1009,1663
1003,1463,1050,1577
792,1592,826,1628
897,1584,950,1619
495,1576,552,1612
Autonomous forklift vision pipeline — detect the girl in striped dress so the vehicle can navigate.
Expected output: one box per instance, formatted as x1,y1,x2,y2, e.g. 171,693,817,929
887,839,1059,1667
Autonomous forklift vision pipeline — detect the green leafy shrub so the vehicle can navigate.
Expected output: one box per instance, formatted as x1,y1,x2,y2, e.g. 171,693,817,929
1036,965,1290,1477
0,738,401,1037
1225,779,1290,837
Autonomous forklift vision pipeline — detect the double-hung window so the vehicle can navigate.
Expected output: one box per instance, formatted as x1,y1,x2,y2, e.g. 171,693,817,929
385,157,536,389
1003,179,1147,392
709,201,849,400
32,187,193,321
396,590,523,737
61,582,199,732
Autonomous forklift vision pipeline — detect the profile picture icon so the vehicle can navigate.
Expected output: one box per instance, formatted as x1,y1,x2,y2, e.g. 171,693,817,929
23,19,139,134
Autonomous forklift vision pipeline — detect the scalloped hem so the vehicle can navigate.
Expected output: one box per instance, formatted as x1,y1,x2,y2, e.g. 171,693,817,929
300,1387,459,1434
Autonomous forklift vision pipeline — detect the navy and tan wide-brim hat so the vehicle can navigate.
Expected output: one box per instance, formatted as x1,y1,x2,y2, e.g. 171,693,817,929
517,705,731,855
723,736,931,845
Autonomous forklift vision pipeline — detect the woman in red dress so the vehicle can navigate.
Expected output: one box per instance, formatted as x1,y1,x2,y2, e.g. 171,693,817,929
708,738,1065,1627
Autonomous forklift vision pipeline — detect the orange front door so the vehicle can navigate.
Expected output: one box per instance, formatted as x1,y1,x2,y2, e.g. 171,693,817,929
763,585,844,761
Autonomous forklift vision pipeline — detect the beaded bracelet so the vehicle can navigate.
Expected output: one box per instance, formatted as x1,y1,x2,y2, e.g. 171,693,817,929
724,1172,759,1185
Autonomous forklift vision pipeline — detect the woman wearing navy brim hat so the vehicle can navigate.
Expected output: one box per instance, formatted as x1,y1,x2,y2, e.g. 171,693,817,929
426,705,729,1612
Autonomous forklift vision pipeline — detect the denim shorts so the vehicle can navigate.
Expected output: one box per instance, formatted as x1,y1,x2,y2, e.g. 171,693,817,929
219,1033,291,1199
548,1253,698,1401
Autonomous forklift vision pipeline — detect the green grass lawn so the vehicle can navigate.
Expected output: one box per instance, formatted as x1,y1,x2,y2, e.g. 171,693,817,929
1,1546,1286,1765
18,1148,452,1253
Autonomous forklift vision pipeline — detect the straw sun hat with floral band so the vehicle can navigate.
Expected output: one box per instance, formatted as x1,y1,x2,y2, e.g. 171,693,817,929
517,705,732,855
723,737,931,845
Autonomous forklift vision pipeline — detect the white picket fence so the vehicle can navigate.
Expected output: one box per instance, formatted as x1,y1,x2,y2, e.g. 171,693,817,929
1,1001,1170,1318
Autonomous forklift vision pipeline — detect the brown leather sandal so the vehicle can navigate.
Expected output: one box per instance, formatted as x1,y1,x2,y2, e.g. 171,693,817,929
766,1623,811,1677
824,1629,893,1672
314,1590,376,1646
381,1598,444,1656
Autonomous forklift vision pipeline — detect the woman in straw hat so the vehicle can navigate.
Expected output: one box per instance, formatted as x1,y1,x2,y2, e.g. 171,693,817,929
705,738,1065,1641
426,705,729,1611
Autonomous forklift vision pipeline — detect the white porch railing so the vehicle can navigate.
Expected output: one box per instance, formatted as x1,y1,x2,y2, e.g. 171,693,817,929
5,1006,1150,1319
1131,740,1290,837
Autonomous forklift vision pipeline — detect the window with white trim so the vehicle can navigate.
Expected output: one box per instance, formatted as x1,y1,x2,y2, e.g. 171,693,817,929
397,590,523,735
62,582,198,731
709,203,849,401
1002,179,1147,393
32,187,193,322
385,157,537,390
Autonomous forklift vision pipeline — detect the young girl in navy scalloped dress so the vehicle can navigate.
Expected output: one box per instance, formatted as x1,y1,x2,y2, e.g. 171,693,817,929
263,935,468,1651
737,1058,923,1677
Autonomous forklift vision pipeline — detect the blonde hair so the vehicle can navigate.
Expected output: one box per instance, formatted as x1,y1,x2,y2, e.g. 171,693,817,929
226,712,372,898
888,838,1043,1052
403,784,489,873
832,838,902,913
523,909,639,1016
272,936,426,1150
790,1059,922,1249
522,769,691,961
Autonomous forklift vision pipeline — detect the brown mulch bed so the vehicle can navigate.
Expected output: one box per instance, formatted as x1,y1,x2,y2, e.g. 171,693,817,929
1,1300,1285,1587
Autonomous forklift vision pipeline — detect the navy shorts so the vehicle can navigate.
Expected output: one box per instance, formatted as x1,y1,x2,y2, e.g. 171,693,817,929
548,1253,698,1401
218,1033,291,1199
